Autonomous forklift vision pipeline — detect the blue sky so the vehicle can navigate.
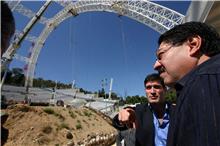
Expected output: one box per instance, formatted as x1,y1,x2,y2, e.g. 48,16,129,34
10,1,191,97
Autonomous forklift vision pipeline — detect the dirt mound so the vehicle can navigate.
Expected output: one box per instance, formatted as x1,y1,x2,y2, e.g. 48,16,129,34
2,104,117,146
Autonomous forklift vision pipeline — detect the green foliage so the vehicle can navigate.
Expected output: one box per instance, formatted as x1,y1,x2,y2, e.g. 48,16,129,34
43,108,64,120
75,120,82,129
125,95,147,104
97,88,120,99
2,68,25,86
33,78,71,89
110,92,120,100
118,98,125,106
59,123,69,130
18,106,31,112
79,88,92,94
76,123,82,129
83,110,92,117
69,110,77,119
43,108,55,114
165,89,177,103
75,110,82,116
98,88,105,98
2,67,71,88
54,113,65,121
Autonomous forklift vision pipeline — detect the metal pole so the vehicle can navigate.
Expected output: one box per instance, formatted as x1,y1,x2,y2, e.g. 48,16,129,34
72,80,75,89
109,78,113,100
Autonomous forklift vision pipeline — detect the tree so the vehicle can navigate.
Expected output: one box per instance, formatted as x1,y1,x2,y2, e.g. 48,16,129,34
125,95,147,104
98,88,105,98
10,68,25,86
1,70,12,84
165,88,176,103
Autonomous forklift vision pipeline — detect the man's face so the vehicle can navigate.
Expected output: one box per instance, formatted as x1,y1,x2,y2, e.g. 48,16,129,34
145,81,166,104
153,42,195,86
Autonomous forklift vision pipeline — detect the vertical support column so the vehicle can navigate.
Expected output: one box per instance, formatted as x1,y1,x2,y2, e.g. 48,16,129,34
184,1,214,22
108,78,113,100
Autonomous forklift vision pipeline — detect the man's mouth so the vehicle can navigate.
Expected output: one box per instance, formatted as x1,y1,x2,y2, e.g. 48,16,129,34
158,67,165,75
150,96,158,99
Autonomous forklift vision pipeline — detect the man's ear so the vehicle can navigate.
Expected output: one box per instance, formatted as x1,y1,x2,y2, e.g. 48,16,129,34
187,35,202,57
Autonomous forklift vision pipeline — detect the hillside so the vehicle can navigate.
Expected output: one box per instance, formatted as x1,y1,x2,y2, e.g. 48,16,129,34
1,104,117,146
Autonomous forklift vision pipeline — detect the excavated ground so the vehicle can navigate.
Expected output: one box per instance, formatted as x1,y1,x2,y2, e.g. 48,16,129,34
1,104,117,146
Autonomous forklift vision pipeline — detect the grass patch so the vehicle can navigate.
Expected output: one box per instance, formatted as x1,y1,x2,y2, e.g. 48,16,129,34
59,123,69,130
69,110,77,119
43,108,55,114
54,113,65,121
19,106,31,112
75,110,82,116
76,123,82,129
83,110,92,117
43,108,65,121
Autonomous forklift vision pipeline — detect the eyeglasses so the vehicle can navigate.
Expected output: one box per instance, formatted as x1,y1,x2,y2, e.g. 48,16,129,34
156,45,175,61
146,85,163,90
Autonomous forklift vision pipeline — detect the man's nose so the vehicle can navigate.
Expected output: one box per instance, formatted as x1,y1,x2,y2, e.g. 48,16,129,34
154,60,161,71
150,87,156,93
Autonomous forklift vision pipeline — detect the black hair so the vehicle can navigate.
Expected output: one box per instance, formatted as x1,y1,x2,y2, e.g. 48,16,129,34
1,1,15,55
144,73,165,88
158,22,220,57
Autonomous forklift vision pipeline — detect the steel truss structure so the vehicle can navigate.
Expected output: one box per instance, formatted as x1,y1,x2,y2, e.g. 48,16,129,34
2,0,185,88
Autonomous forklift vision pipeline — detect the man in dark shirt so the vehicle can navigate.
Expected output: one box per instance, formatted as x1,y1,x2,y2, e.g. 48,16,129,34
113,73,174,146
154,22,220,146
1,2,15,145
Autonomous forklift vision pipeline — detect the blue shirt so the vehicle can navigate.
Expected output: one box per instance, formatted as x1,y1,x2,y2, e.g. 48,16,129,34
152,104,170,146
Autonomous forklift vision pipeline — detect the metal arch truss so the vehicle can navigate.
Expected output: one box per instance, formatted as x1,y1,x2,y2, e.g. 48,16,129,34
6,1,49,24
15,30,38,42
23,0,185,87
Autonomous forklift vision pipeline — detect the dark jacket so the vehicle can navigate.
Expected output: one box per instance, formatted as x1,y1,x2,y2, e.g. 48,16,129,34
113,103,175,146
167,54,220,146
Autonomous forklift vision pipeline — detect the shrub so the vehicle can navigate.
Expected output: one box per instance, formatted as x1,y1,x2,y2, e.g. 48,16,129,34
59,123,69,130
76,123,82,129
54,113,65,121
83,110,92,117
69,110,77,119
19,106,31,112
43,108,65,121
43,108,55,114
75,110,82,116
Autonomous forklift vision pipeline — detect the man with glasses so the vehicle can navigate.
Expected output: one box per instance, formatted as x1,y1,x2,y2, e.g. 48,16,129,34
113,73,174,146
154,22,220,146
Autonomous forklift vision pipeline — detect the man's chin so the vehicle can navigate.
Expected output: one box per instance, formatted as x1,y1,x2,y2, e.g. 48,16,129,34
162,77,176,87
164,80,176,87
148,100,159,104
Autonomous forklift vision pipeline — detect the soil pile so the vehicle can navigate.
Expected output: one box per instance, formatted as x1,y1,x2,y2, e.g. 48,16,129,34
2,104,117,146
